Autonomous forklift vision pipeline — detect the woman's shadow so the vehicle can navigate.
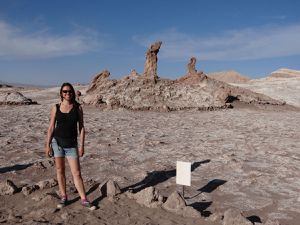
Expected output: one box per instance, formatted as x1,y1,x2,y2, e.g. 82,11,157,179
122,159,210,193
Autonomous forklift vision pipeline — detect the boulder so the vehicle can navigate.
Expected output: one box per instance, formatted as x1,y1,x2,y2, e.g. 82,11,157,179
222,208,252,225
162,191,186,211
99,180,121,200
0,180,18,195
132,186,163,208
107,180,121,197
22,185,39,196
36,179,58,190
162,191,200,218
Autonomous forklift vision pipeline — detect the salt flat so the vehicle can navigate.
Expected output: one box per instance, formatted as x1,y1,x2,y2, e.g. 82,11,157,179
0,85,299,225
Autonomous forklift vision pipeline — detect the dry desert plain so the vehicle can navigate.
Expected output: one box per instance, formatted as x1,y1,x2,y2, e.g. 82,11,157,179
0,76,300,225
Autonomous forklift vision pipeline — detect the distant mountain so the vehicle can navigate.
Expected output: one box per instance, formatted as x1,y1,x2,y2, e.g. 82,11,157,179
0,80,52,88
0,80,13,88
207,70,250,83
268,68,300,78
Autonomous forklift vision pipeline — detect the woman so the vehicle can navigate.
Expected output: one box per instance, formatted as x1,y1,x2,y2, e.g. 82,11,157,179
45,82,95,210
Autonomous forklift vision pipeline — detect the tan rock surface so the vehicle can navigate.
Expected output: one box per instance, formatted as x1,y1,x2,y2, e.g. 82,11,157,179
268,68,300,78
187,57,198,74
143,41,162,80
208,70,250,83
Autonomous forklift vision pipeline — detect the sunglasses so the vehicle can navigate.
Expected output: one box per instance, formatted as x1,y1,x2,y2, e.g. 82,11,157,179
62,90,72,94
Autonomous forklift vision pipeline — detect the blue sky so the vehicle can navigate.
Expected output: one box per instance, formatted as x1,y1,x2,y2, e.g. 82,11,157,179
0,0,300,85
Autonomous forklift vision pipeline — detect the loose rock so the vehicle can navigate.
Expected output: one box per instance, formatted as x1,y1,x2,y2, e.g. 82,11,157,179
132,186,163,208
222,208,252,225
99,179,121,200
37,179,58,190
0,180,18,196
22,184,39,196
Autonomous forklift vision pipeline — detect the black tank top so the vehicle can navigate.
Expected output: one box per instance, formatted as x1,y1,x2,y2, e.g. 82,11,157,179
53,103,79,147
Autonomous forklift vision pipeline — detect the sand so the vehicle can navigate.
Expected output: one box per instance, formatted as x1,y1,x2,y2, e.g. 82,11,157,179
0,84,299,225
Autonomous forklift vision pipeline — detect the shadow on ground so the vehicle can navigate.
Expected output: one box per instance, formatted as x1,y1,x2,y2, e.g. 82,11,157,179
0,163,33,174
122,159,211,193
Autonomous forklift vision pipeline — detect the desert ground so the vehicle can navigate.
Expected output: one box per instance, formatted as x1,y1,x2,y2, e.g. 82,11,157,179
0,77,300,225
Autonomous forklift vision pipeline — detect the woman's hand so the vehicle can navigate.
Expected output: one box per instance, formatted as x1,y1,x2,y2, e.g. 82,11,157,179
45,146,53,158
79,146,84,157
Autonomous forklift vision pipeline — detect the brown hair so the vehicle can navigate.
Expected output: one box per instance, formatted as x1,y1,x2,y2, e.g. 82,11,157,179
59,82,78,104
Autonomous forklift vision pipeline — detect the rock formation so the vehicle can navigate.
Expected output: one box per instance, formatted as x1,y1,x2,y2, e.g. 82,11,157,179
83,42,285,111
177,57,206,84
187,57,197,74
143,41,162,81
0,91,37,105
86,70,111,94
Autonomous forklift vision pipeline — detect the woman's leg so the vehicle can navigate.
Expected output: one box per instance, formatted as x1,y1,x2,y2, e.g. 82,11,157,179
55,157,66,197
67,157,86,200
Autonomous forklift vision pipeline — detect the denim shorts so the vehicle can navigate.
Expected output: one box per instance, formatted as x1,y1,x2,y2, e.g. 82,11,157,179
51,138,78,158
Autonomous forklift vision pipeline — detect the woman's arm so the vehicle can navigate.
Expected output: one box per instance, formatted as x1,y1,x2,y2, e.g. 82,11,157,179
45,105,56,157
78,105,85,157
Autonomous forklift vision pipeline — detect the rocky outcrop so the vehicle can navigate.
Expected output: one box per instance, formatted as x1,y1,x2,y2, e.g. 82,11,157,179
83,42,285,111
177,57,206,84
0,91,37,105
86,70,111,94
187,57,197,74
143,41,162,81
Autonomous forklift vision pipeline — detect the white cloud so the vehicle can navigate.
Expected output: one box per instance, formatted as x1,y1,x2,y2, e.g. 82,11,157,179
0,20,103,59
134,24,300,61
